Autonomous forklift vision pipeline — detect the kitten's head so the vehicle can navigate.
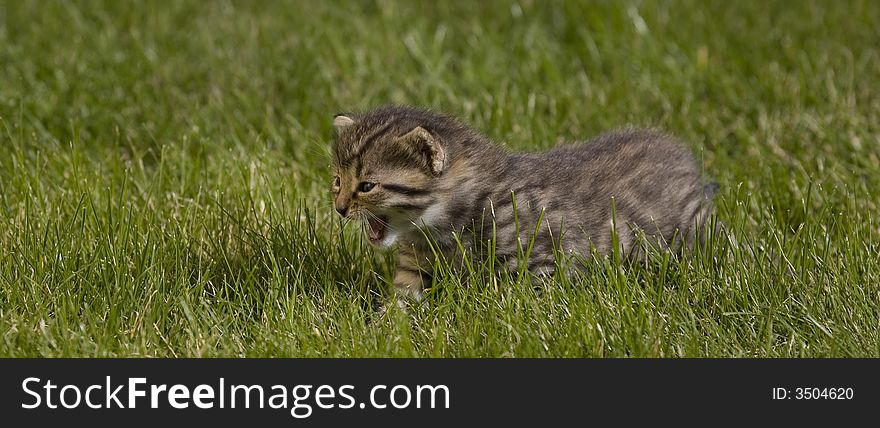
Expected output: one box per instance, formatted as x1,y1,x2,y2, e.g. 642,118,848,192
330,107,452,248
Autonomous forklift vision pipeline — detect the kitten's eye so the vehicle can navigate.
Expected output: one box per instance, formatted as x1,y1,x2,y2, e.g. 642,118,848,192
332,176,341,188
358,181,377,192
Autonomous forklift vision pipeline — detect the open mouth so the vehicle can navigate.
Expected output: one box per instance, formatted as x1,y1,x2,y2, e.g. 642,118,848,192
366,216,387,245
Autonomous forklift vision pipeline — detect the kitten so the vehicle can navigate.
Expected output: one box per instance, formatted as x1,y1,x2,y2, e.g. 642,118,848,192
330,106,716,305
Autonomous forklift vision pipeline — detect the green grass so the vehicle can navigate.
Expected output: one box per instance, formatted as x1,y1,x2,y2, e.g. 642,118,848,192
1,0,878,357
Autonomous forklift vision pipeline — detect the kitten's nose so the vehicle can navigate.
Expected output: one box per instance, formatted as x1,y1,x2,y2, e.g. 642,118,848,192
335,205,348,217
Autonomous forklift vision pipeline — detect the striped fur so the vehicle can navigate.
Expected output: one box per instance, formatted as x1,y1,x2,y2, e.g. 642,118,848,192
330,106,716,306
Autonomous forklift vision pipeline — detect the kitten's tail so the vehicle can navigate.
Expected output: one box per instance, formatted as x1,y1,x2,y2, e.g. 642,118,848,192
703,182,720,200
690,181,724,250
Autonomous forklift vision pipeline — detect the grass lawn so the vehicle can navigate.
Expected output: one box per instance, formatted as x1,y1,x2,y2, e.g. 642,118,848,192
1,0,878,357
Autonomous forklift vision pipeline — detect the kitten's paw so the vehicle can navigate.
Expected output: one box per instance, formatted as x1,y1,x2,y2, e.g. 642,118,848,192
374,297,409,320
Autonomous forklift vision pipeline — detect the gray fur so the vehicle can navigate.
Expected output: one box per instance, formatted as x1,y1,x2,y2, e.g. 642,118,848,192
330,106,716,303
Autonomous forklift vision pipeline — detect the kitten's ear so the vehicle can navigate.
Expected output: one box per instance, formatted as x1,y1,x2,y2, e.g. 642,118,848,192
333,114,355,131
399,126,446,175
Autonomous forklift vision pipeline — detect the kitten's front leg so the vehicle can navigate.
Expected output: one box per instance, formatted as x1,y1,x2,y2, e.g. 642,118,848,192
379,245,430,315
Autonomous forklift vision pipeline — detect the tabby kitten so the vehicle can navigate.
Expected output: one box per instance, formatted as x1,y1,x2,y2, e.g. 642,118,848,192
330,106,715,304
